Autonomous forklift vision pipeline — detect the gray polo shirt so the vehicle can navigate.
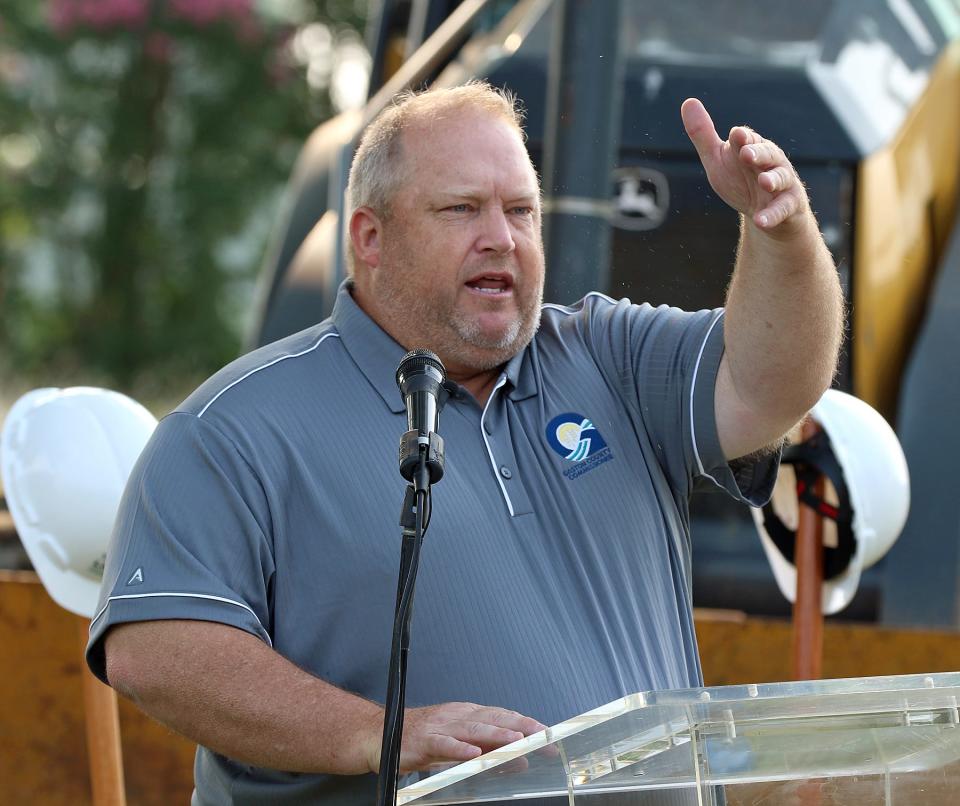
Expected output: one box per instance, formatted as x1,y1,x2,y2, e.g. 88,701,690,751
87,281,777,804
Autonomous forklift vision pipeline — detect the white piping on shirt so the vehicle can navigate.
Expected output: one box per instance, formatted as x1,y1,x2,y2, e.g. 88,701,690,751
90,591,272,645
690,310,725,484
198,331,341,418
480,375,515,517
542,291,619,313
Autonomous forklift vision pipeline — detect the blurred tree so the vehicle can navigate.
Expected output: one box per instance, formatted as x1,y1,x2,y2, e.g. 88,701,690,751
0,0,368,390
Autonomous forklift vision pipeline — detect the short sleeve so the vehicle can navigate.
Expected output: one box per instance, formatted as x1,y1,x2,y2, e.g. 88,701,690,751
684,311,780,505
86,412,275,684
583,296,779,505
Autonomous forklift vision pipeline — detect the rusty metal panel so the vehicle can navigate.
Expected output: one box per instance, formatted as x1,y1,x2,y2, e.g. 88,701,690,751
695,608,960,686
0,571,195,806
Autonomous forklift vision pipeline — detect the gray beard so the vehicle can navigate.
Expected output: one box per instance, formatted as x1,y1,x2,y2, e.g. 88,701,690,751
447,302,542,371
375,270,543,372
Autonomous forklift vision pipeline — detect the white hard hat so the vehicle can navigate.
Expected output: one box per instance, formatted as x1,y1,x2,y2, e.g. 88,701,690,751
752,389,910,615
0,387,157,617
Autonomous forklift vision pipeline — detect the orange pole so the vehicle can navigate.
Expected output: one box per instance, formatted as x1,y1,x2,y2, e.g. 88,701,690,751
792,418,825,680
78,618,127,806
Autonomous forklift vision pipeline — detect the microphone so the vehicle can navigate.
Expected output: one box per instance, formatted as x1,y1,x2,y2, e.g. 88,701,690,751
396,349,446,443
395,349,451,489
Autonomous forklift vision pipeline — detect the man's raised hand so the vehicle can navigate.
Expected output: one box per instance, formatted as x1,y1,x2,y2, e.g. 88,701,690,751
680,97,808,232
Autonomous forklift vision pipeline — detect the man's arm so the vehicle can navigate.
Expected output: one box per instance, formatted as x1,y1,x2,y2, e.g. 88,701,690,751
681,98,844,460
105,620,544,775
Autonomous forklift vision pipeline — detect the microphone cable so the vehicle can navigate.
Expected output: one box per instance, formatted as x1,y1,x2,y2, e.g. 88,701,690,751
376,464,431,805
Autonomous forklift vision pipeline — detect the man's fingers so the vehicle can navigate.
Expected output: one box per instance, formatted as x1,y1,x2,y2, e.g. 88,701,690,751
426,733,483,762
398,725,483,774
680,97,722,164
399,702,545,773
461,720,525,748
758,166,794,194
475,707,546,736
740,141,784,169
755,194,799,229
456,706,539,749
729,125,761,148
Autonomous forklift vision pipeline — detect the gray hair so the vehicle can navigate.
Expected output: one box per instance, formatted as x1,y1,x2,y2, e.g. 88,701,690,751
345,81,528,274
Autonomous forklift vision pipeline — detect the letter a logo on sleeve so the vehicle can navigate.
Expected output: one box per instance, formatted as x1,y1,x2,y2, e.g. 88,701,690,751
126,567,144,586
545,413,614,480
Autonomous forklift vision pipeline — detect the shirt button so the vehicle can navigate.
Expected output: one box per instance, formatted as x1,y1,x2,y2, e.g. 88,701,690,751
499,465,513,479
484,420,493,435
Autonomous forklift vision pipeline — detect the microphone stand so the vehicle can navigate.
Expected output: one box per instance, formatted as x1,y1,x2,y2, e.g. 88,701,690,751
376,433,444,806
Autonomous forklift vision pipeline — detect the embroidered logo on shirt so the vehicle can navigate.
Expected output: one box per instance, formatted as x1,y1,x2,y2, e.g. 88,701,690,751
546,413,614,479
126,567,144,586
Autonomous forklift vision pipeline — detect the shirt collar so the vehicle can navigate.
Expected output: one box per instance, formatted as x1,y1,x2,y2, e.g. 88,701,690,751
331,280,409,414
503,338,538,402
331,279,540,410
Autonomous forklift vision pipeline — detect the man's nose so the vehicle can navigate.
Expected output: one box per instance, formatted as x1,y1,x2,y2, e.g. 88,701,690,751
476,208,516,254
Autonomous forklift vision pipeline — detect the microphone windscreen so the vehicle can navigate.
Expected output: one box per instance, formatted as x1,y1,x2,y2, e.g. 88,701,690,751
396,349,445,390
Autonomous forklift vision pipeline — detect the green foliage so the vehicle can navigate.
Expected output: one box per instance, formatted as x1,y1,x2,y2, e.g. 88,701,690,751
0,0,367,394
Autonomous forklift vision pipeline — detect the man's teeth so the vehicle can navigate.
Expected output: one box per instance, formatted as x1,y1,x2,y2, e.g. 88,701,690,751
468,278,510,293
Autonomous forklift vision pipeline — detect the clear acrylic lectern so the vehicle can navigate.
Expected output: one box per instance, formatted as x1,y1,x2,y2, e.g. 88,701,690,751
397,672,960,805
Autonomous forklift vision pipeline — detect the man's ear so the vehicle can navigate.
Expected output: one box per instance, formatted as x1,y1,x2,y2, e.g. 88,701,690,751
349,206,382,270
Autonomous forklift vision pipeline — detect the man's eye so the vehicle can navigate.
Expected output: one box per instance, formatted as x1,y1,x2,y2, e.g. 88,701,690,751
511,206,533,215
448,204,470,213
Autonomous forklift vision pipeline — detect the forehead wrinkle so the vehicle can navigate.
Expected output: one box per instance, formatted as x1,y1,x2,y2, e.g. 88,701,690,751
430,155,540,200
435,185,539,202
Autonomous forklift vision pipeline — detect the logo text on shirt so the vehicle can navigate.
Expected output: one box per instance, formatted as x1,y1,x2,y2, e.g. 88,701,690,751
545,413,614,479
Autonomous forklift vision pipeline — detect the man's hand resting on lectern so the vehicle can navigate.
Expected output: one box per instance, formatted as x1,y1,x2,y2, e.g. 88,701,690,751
362,701,546,774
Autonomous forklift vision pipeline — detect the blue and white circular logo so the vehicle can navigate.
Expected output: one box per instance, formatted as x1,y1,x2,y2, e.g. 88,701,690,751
546,413,608,462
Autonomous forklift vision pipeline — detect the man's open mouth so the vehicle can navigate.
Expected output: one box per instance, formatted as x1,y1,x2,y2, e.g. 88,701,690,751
465,273,514,295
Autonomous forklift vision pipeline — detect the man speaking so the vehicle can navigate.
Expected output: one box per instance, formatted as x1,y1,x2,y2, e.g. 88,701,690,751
87,82,842,803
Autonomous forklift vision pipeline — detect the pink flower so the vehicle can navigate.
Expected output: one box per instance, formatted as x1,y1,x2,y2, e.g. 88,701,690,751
47,0,150,34
46,0,263,46
167,0,253,27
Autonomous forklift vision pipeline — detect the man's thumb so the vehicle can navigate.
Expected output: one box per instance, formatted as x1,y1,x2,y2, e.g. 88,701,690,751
681,98,721,166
